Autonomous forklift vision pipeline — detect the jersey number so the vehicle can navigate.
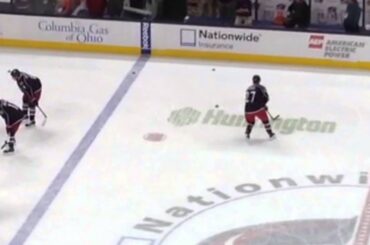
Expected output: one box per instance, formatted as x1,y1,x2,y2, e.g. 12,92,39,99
247,91,256,103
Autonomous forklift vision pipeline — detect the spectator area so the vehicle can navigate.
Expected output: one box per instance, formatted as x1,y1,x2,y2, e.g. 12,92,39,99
0,0,367,35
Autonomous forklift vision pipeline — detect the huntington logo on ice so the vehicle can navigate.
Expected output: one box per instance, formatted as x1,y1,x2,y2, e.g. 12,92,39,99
167,107,201,126
168,107,337,134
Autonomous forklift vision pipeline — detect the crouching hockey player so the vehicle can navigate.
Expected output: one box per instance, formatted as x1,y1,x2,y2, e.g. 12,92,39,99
244,75,275,139
10,69,42,127
0,99,24,153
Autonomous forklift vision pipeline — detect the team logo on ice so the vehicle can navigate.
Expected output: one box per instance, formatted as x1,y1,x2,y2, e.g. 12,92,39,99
198,217,356,244
118,172,370,244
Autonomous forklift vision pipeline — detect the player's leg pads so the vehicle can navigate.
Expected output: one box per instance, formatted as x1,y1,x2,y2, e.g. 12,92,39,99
245,112,257,139
7,120,22,136
9,136,15,145
33,90,42,104
246,122,255,138
246,112,257,125
263,120,272,130
22,103,29,119
29,107,36,123
256,110,270,122
263,120,275,138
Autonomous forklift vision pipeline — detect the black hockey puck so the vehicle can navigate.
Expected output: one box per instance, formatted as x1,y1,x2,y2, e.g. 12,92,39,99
212,68,216,71
215,104,219,108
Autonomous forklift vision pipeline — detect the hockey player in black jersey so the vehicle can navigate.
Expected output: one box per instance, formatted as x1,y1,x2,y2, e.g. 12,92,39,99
244,75,275,139
0,99,24,153
10,69,42,127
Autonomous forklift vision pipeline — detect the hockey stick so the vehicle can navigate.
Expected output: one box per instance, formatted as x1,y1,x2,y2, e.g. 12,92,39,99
37,105,48,126
267,110,280,121
1,141,7,150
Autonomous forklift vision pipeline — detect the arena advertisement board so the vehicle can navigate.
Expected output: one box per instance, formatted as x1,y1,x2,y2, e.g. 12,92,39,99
152,24,277,55
151,23,370,62
0,14,369,66
0,14,140,47
308,34,367,60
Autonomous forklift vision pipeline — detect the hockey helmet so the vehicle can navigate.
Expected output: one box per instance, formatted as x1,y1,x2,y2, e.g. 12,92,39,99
252,75,261,84
10,69,21,79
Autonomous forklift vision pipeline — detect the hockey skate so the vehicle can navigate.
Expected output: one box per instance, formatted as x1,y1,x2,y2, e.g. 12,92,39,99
25,120,36,127
245,126,252,140
3,143,14,154
268,132,276,140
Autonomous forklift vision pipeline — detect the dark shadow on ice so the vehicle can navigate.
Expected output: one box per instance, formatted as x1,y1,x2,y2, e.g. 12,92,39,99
246,137,275,145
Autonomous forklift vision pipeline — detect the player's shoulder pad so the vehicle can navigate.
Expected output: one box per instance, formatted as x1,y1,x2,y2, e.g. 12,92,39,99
258,85,267,92
247,85,256,90
19,72,26,79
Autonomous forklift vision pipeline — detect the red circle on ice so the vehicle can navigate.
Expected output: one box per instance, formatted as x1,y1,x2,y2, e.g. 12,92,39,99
143,133,166,142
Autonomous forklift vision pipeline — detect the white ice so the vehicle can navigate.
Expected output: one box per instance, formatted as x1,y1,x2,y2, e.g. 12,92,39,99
1,49,370,245
0,48,137,245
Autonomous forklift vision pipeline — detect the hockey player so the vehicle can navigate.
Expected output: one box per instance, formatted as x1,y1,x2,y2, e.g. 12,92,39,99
0,99,24,153
10,69,42,127
244,75,275,139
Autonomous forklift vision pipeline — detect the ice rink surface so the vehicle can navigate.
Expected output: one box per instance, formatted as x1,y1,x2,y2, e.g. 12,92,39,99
1,48,370,245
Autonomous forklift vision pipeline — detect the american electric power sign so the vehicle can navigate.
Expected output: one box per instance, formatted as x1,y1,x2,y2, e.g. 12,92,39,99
308,35,366,60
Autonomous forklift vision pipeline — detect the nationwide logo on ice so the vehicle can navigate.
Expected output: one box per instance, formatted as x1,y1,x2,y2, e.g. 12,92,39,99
117,172,370,245
309,35,325,49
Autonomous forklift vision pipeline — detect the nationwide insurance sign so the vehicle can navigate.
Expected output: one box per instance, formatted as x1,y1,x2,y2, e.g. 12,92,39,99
179,27,262,50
